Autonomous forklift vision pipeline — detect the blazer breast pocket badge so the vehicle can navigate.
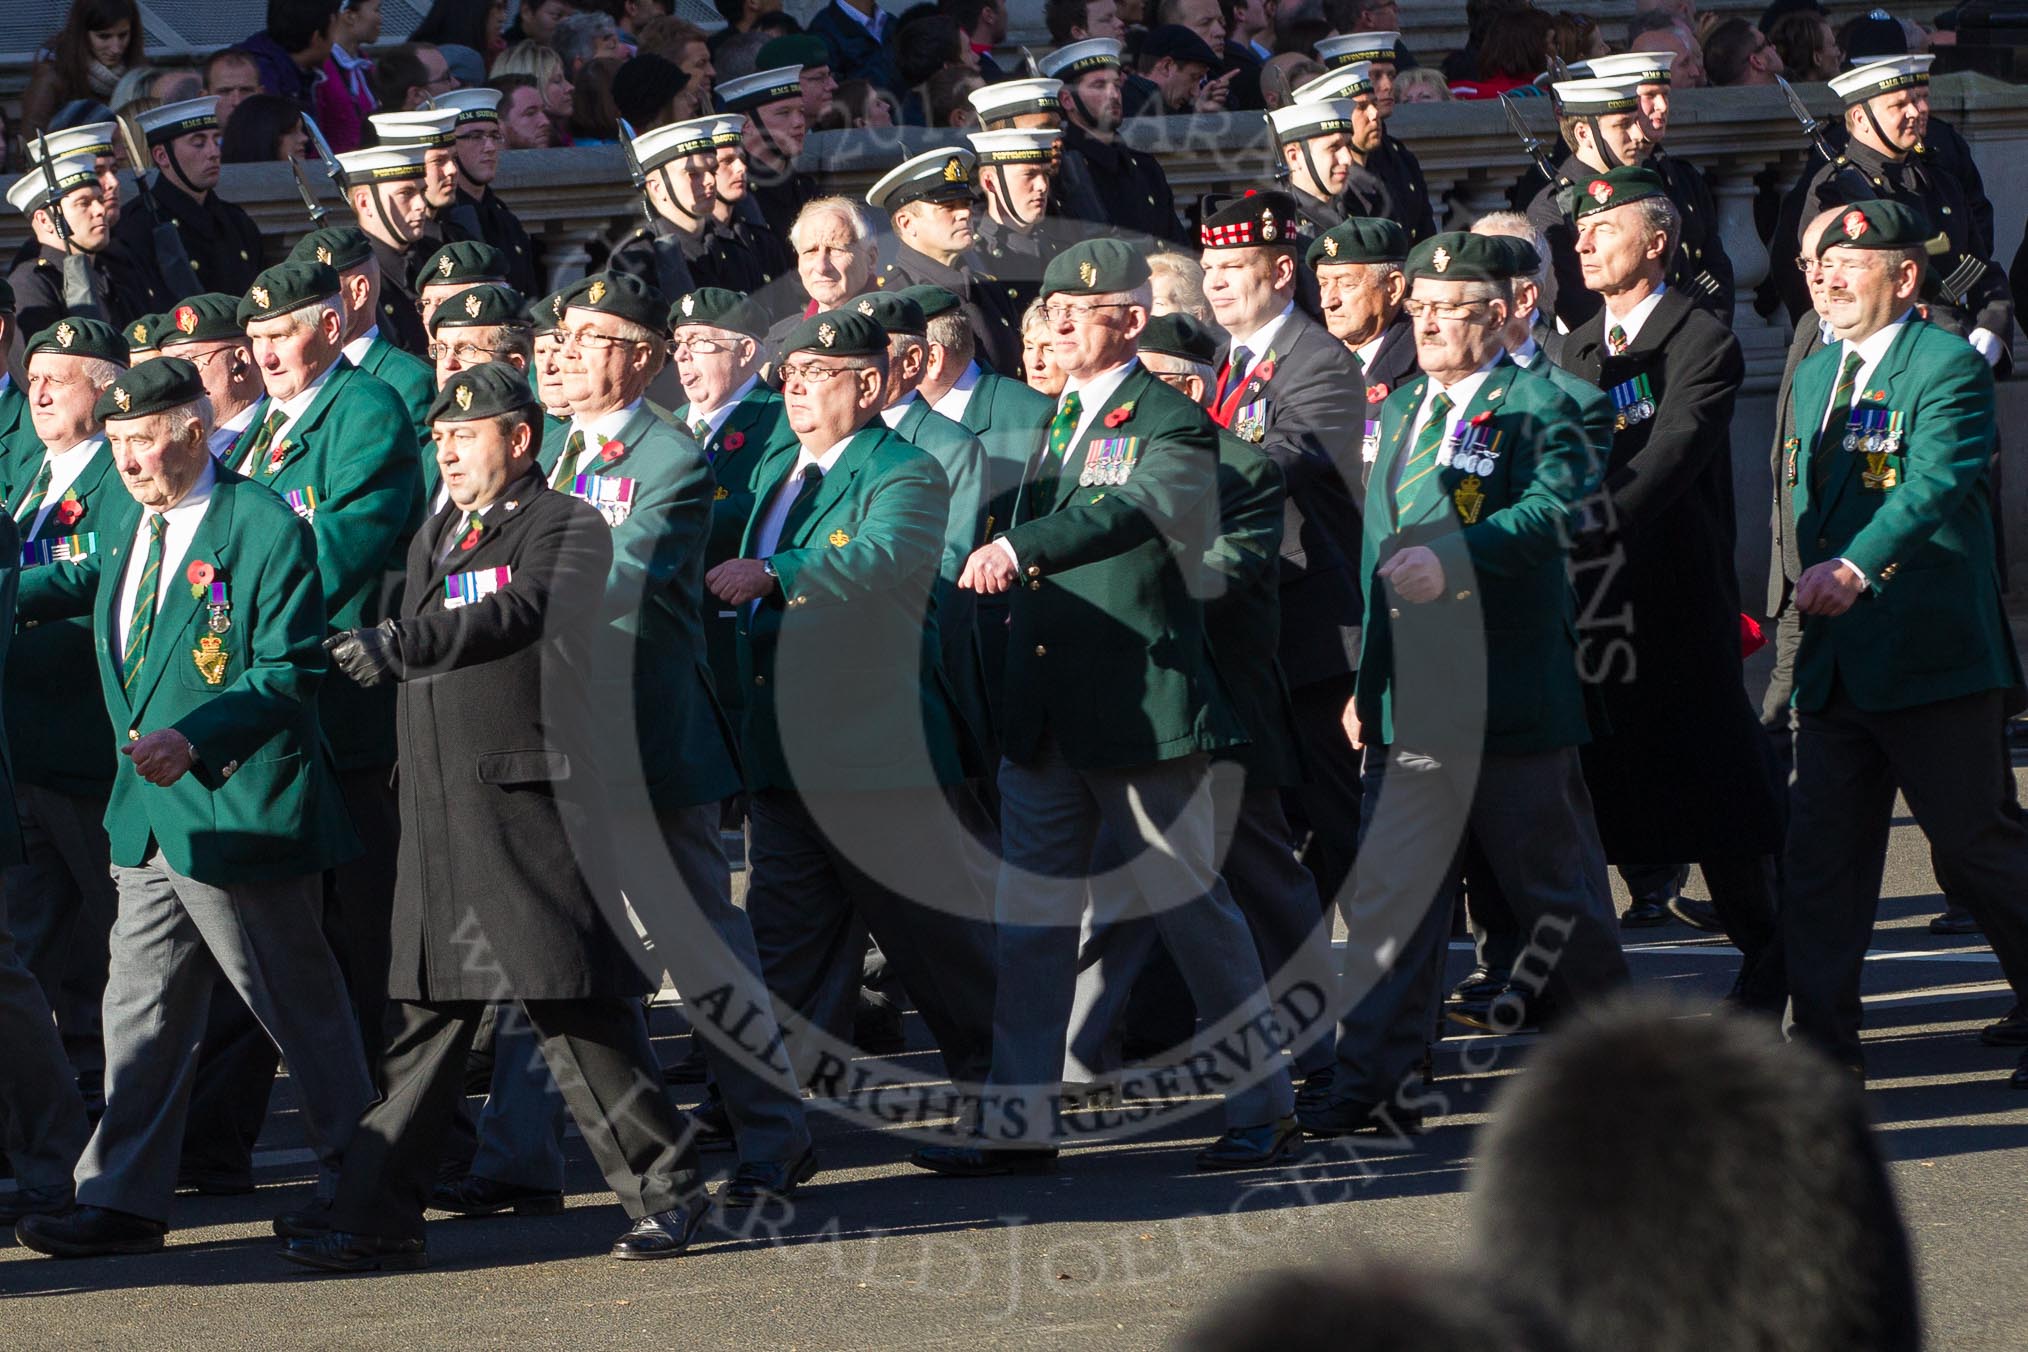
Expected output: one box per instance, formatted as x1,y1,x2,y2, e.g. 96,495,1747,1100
20,532,96,567
570,474,636,527
1079,435,1140,487
445,566,511,609
1231,400,1268,444
1609,374,1656,431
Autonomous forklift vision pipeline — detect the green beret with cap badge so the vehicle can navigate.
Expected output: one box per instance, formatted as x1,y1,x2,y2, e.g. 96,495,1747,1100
94,356,203,422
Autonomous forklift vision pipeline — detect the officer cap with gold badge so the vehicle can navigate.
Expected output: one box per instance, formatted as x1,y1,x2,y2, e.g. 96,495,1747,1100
968,78,1064,127
237,260,343,325
1404,231,1510,284
896,284,963,319
125,314,167,358
968,128,1059,168
849,290,927,337
1552,75,1644,117
289,225,376,272
1571,165,1668,220
26,316,129,364
776,308,886,360
669,286,769,339
1140,312,1222,366
1815,198,1946,256
432,87,504,126
630,115,722,173
24,121,116,164
1570,51,1675,85
94,356,204,423
136,97,221,146
561,271,668,335
1316,31,1399,69
156,293,247,349
1829,53,1935,106
7,153,98,217
1307,216,1411,269
1200,189,1303,253
421,240,509,290
429,284,528,334
367,108,460,148
1042,237,1150,297
716,65,804,115
1037,38,1123,80
430,359,539,423
1292,62,1373,104
866,148,977,215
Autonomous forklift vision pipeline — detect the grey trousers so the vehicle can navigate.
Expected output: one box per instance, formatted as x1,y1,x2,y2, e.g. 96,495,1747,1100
987,744,1295,1140
1065,771,1338,1082
469,802,812,1186
0,878,89,1188
5,784,117,1040
78,852,373,1222
1326,743,1630,1107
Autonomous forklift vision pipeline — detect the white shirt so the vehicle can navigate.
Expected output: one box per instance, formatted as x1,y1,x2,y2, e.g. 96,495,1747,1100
753,432,856,562
1398,354,1502,493
115,460,217,667
208,399,262,462
689,375,759,443
879,392,917,428
259,360,341,468
560,399,644,480
340,328,381,369
930,361,984,424
994,358,1139,569
19,436,103,537
1600,284,1668,347
1510,331,1543,369
1823,310,1913,434
1224,303,1295,381
1354,331,1388,373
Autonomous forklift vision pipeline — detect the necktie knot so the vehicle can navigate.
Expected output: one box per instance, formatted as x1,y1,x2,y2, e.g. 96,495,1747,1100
1607,324,1630,355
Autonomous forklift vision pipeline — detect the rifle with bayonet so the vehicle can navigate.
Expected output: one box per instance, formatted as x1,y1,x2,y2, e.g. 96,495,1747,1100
32,133,102,319
115,112,205,302
286,152,329,225
302,113,348,195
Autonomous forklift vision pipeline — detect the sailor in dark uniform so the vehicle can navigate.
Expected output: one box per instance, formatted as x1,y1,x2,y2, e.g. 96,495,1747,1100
332,144,438,356
434,88,543,299
109,98,265,305
369,107,466,247
1039,39,1187,245
13,122,123,272
1316,32,1436,243
967,128,1067,321
718,66,817,242
969,76,1106,228
610,116,768,301
866,148,1023,376
1266,90,1365,234
707,116,795,303
5,155,138,338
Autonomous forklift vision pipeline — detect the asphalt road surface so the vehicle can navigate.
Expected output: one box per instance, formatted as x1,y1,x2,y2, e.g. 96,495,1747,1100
3,804,2025,1350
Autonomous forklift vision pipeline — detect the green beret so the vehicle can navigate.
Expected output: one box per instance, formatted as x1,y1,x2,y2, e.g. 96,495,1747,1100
124,313,168,351
1816,200,1943,255
897,284,962,319
848,290,926,337
238,261,341,324
25,316,128,364
1482,234,1542,278
1571,166,1668,220
430,284,529,333
1139,313,1220,366
757,34,829,71
1404,232,1510,284
529,288,570,336
1042,238,1149,299
288,225,375,272
1307,216,1410,268
561,272,668,336
94,356,203,422
669,286,767,338
157,293,247,347
421,239,510,289
430,361,539,422
776,308,887,359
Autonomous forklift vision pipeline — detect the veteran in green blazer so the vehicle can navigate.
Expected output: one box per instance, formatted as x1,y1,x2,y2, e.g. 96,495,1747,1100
705,306,998,1100
1778,200,2028,1080
13,359,372,1260
290,225,436,453
913,241,1297,1179
1303,234,1628,1141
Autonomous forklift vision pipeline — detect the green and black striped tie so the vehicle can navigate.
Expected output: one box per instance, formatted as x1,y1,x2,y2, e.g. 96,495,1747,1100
122,515,166,691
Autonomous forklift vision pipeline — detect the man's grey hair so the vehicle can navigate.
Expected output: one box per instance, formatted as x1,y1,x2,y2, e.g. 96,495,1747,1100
791,197,876,252
926,310,976,365
489,322,536,366
79,357,124,392
164,396,217,446
1630,193,1683,265
553,12,619,70
285,300,346,335
889,333,927,365
1472,210,1552,291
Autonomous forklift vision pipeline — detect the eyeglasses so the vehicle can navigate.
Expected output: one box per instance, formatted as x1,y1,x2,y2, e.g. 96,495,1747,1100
429,341,511,362
1402,300,1489,321
1042,300,1133,323
671,336,743,357
557,328,647,351
177,344,248,370
1796,254,1823,274
776,362,863,385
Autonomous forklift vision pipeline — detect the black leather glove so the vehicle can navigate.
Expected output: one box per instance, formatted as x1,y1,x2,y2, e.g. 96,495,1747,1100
324,619,406,687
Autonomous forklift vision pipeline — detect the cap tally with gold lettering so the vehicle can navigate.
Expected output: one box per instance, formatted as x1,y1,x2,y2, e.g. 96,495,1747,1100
368,107,460,148
1570,51,1674,85
7,154,98,215
969,77,1064,125
1552,76,1644,117
631,116,722,172
432,87,503,125
1829,53,1935,106
1316,31,1398,69
333,143,430,185
968,128,1058,166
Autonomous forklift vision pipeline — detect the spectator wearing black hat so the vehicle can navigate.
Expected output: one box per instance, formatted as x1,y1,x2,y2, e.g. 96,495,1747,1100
1128,24,1233,115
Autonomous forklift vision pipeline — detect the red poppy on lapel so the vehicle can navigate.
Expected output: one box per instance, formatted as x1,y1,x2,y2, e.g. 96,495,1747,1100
722,430,745,451
1250,358,1276,387
1862,389,1887,403
599,438,625,463
1366,384,1390,402
186,559,214,587
54,494,83,527
1103,402,1134,429
1469,410,1492,427
459,525,483,551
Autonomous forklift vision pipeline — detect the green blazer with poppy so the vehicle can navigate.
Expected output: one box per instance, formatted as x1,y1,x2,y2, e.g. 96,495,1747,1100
736,421,969,794
355,334,435,450
996,364,1246,771
554,402,742,809
228,359,424,770
6,441,124,795
17,469,359,884
1787,315,2020,713
1356,357,1596,756
887,393,992,749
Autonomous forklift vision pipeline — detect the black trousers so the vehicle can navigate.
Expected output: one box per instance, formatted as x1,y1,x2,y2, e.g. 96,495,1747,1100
330,996,701,1242
1783,685,2028,1068
177,767,399,1179
1282,671,1364,909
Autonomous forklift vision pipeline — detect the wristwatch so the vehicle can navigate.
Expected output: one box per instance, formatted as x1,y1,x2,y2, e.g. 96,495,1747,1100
760,558,777,580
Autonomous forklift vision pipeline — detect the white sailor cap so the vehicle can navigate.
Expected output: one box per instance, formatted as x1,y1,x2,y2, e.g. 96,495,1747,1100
706,114,747,148
717,65,804,112
432,87,504,124
967,128,1059,165
334,143,432,185
25,122,117,164
630,116,721,171
1294,62,1373,103
968,77,1064,123
866,147,977,212
137,97,220,145
7,154,99,216
1571,51,1675,85
1552,76,1644,116
369,108,461,148
1270,96,1359,141
1317,31,1398,69
1830,54,1935,105
1038,39,1123,80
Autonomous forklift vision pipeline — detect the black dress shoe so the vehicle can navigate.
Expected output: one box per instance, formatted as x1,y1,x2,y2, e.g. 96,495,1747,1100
684,1097,736,1152
1293,1067,1336,1116
718,1148,819,1209
1297,1097,1425,1139
0,1184,74,1224
909,1142,1059,1177
273,1199,333,1239
609,1202,706,1260
1980,1005,2028,1047
1930,907,1985,937
1620,900,1671,928
16,1205,167,1258
429,1174,565,1218
175,1168,255,1196
282,1230,426,1272
1448,989,1538,1034
1448,966,1508,1003
2012,1053,2028,1089
1667,895,1725,933
1195,1116,1301,1171
852,990,906,1056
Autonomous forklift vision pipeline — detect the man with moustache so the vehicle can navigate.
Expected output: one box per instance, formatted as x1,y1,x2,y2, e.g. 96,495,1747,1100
1308,217,1418,429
